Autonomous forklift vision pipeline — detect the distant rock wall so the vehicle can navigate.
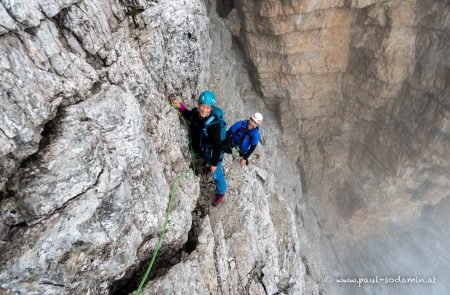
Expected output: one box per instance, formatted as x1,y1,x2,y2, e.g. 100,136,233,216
234,0,450,294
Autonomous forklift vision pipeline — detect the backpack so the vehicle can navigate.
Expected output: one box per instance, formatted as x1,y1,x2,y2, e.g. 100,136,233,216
199,106,227,148
223,120,258,154
235,120,258,146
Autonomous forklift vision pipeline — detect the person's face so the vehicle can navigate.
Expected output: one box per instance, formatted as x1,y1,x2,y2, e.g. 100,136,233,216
198,103,212,118
247,118,259,130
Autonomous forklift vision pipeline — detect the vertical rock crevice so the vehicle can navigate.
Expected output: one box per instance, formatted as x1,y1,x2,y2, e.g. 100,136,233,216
216,0,234,18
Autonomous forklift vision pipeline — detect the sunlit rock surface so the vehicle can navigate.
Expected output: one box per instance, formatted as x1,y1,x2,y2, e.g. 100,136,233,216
0,0,306,294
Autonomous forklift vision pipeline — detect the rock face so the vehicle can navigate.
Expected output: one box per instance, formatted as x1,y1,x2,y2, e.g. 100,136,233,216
143,163,304,294
2,0,448,294
0,0,306,294
233,0,450,294
140,1,309,293
0,0,209,292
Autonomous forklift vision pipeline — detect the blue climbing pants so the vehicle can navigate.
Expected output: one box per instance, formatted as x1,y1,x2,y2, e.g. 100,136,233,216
211,161,226,195
201,149,226,195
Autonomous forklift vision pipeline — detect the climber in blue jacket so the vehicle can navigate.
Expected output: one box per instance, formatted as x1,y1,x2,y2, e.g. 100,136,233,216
223,112,263,167
171,90,226,206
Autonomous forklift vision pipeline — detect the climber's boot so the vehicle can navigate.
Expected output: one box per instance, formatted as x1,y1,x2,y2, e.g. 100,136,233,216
212,194,224,206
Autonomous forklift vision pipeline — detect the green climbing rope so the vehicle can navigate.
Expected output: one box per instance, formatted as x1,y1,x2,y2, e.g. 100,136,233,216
134,169,191,295
134,103,195,295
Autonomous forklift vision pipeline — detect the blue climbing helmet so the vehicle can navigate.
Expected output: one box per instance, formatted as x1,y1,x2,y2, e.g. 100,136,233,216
196,90,227,147
198,90,216,107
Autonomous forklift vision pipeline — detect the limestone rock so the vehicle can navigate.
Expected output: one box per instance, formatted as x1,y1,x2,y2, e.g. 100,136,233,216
234,0,450,294
0,0,209,293
141,158,305,294
1,0,306,294
3,0,444,294
141,217,217,295
0,84,200,294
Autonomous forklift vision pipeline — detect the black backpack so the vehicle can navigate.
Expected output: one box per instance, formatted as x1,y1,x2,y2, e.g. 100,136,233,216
197,106,227,148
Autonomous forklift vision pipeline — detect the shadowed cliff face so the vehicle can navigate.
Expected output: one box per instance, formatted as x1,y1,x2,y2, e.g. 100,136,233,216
233,0,450,293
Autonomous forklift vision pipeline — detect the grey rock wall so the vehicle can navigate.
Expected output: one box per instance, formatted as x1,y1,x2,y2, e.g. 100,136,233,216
0,0,207,293
141,1,308,293
5,0,446,293
0,0,306,294
233,0,450,294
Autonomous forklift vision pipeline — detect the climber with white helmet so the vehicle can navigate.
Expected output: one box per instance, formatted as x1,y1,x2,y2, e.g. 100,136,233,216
171,90,227,206
223,112,263,167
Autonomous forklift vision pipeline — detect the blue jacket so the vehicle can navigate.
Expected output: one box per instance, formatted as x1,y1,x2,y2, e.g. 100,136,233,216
228,120,260,158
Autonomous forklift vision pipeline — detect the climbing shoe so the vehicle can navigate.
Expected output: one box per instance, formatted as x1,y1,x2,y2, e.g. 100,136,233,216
212,194,224,206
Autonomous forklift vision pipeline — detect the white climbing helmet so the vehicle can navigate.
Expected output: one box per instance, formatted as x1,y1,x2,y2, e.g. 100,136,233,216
251,112,263,124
